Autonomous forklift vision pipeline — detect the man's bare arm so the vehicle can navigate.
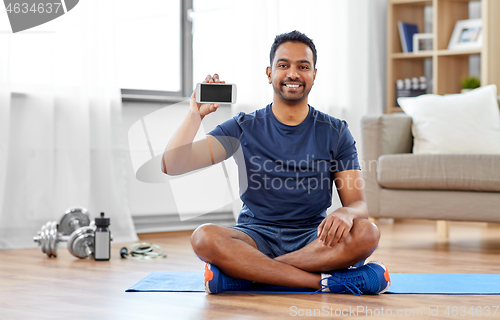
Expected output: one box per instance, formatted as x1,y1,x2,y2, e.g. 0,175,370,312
317,169,368,247
333,169,369,219
161,74,227,175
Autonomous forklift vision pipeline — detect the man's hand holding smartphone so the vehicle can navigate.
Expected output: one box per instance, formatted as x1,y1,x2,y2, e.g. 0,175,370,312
191,74,237,120
191,74,224,119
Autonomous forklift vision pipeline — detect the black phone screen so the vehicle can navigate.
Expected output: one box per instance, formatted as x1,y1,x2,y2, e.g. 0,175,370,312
200,84,232,103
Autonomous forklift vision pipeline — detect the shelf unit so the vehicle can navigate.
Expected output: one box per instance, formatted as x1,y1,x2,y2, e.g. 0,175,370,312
386,0,500,113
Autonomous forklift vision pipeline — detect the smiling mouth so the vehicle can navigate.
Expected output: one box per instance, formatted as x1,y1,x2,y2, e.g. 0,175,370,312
283,83,302,89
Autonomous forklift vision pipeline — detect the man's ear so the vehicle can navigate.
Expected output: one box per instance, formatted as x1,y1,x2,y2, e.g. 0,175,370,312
266,66,272,83
313,68,317,82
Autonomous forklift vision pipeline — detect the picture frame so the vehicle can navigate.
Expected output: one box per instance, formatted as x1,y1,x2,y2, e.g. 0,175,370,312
448,19,483,51
413,33,433,53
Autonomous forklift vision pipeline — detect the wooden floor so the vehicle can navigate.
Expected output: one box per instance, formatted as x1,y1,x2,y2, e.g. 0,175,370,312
1,219,500,320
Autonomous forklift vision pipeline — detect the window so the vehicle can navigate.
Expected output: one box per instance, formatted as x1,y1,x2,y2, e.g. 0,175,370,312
116,0,193,99
191,0,234,84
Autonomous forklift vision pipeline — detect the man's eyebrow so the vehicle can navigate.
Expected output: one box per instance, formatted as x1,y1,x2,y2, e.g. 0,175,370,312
276,58,311,65
297,60,312,65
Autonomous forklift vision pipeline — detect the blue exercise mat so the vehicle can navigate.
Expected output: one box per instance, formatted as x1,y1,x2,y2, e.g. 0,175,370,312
388,273,500,294
126,272,313,293
126,272,500,295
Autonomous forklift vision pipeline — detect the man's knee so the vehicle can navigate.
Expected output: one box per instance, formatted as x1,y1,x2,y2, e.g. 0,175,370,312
353,219,380,252
191,223,220,258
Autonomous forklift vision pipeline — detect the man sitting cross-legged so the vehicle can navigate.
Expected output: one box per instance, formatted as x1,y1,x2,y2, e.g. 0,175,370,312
161,30,390,295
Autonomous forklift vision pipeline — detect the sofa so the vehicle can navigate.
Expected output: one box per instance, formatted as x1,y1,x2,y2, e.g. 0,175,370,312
361,102,500,233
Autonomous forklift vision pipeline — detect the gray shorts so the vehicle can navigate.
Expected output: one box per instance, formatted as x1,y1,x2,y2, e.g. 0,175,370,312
232,214,318,258
232,214,365,268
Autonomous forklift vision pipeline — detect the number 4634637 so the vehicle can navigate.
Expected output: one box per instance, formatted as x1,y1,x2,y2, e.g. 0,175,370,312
6,2,62,14
443,306,498,317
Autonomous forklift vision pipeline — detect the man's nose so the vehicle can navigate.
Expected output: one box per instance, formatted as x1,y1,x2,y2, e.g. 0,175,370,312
287,66,299,79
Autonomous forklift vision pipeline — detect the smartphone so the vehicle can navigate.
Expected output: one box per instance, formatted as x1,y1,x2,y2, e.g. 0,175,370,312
195,83,237,104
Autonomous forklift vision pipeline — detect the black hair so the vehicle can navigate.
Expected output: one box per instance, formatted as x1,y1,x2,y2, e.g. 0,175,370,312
269,30,317,68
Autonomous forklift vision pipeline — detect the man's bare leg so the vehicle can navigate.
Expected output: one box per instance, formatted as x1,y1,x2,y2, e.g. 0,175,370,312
274,219,380,272
191,224,322,289
190,219,379,289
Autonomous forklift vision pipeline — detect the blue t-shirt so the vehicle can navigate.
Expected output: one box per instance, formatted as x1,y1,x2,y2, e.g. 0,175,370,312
208,104,360,227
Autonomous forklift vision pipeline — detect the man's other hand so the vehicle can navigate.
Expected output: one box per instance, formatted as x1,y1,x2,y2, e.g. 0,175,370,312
317,208,355,247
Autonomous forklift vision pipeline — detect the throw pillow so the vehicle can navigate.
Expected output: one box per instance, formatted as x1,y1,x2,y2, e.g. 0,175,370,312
398,85,500,154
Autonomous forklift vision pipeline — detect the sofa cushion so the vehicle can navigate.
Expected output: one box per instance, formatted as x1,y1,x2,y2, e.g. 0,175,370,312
397,85,500,154
377,154,500,192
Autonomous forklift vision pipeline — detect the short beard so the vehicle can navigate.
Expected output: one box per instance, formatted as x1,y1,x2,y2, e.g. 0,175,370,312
273,83,312,103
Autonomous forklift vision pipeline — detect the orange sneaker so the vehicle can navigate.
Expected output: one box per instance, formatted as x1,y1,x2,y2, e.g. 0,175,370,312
204,263,252,294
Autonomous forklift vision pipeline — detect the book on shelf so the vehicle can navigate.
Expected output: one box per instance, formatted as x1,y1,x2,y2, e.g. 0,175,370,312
395,77,427,107
398,21,419,53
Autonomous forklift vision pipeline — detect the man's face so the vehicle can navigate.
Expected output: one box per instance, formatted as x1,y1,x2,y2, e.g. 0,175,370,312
267,41,317,104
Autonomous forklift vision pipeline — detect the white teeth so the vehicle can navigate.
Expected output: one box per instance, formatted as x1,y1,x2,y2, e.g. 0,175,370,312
285,84,300,88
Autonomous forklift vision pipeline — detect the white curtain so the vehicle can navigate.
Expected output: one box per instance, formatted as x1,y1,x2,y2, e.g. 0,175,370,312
192,0,387,218
0,0,138,249
193,0,387,134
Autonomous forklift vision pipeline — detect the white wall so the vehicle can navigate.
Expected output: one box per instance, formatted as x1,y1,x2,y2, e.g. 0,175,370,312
122,101,234,219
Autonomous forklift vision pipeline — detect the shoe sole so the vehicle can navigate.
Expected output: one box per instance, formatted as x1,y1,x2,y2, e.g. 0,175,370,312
367,261,391,294
204,263,216,294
